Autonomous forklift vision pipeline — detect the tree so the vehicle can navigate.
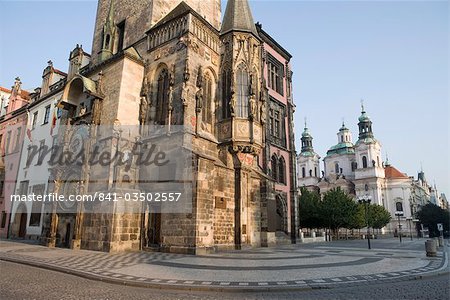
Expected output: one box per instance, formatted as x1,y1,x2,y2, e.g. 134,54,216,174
321,188,358,236
368,204,391,230
347,204,365,230
298,187,323,229
417,203,450,237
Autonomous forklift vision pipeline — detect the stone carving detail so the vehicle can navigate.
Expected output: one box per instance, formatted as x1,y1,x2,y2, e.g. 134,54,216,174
228,144,260,155
181,58,190,107
195,66,203,114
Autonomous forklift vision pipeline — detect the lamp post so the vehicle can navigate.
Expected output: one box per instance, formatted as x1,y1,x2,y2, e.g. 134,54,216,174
406,217,413,241
395,211,404,243
358,195,372,250
413,219,419,239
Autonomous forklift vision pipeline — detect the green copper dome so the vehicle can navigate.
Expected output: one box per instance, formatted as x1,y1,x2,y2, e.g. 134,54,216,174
358,111,370,122
302,127,312,138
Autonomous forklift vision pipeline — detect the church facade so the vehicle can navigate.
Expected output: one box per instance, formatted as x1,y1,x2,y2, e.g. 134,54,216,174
3,0,299,254
298,105,419,234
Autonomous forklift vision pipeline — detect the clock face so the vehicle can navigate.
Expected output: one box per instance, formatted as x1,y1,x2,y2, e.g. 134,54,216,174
70,133,83,154
70,125,89,155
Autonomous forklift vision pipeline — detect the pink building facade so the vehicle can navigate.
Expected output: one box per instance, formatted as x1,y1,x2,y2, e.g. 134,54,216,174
257,24,298,241
0,78,29,238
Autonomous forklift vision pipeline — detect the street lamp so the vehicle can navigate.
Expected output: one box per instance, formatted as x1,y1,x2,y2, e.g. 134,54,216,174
358,195,372,250
413,219,419,239
395,211,404,243
406,217,413,241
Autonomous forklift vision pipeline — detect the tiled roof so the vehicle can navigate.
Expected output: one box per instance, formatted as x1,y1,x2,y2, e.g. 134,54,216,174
0,86,11,93
385,165,409,179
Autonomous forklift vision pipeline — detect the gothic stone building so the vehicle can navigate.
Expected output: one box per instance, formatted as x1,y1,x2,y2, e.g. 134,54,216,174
39,0,297,254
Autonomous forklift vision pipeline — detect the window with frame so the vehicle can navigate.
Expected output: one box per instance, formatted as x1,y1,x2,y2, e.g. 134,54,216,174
37,140,45,165
32,112,38,129
278,156,286,184
117,21,126,51
202,73,213,124
155,69,169,125
362,156,368,168
236,64,249,118
267,55,284,95
221,70,231,119
271,155,278,181
18,180,29,196
5,131,11,154
396,202,403,212
14,127,22,152
43,105,51,124
29,184,45,226
268,100,286,148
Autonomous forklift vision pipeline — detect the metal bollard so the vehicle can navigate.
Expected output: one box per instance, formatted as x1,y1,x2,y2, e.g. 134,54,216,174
425,240,437,257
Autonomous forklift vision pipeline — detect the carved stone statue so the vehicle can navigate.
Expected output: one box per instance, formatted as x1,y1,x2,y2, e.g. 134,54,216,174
79,103,86,116
195,87,203,113
12,77,22,95
168,86,174,112
139,96,148,125
229,93,236,116
249,96,256,119
249,74,256,96
260,101,266,124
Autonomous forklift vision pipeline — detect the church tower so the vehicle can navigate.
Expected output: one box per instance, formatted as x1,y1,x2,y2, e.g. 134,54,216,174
297,122,321,192
354,103,385,205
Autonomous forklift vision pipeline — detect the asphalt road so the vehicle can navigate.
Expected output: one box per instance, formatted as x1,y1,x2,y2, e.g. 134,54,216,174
1,261,449,300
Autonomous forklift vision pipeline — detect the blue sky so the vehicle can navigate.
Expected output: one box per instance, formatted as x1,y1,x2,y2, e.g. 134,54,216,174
1,0,448,196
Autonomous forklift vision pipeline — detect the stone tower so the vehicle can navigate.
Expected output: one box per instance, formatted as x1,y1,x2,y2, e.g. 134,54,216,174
91,0,221,64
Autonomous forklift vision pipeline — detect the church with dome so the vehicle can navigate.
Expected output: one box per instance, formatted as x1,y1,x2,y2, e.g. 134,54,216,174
297,104,419,234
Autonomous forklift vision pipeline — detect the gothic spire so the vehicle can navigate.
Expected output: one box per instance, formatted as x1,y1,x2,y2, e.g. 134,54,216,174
221,0,258,37
106,0,115,26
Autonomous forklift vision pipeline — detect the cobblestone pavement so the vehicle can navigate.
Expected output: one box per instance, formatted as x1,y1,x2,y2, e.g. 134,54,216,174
1,261,449,300
0,238,447,291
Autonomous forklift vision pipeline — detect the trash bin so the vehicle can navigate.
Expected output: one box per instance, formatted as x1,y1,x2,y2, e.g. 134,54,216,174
425,240,437,257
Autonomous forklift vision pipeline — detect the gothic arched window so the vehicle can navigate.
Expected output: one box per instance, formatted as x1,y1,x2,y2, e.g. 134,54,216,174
362,156,368,168
221,70,231,119
236,64,249,118
278,156,286,184
155,69,169,125
202,73,213,125
271,155,278,181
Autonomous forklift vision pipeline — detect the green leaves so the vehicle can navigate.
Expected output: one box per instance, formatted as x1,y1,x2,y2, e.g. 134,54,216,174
417,203,449,237
321,188,358,230
298,187,323,229
298,188,392,231
368,204,391,229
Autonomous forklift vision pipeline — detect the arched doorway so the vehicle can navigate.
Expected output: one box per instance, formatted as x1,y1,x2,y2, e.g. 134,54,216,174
143,204,161,248
12,203,28,238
